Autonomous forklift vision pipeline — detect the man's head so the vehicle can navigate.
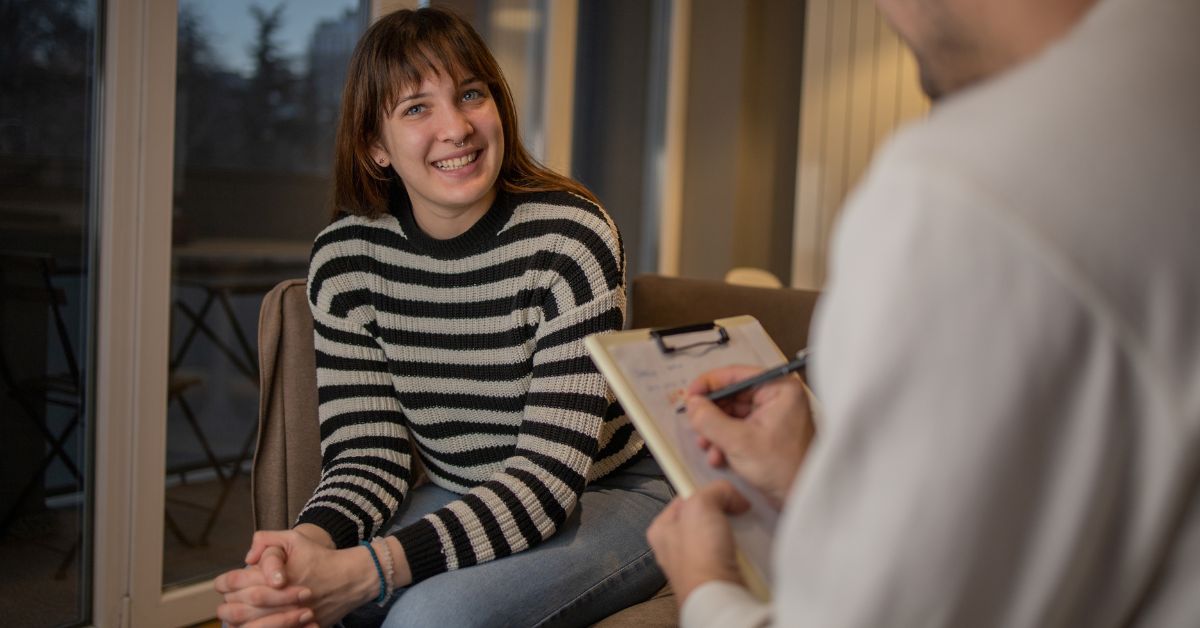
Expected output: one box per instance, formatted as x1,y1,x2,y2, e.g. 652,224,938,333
875,0,1099,100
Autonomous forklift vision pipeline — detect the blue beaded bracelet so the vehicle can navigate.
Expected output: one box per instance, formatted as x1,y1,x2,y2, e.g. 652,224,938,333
360,540,388,604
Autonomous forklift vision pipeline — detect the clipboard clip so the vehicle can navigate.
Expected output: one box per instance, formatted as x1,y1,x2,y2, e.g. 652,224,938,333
650,322,730,354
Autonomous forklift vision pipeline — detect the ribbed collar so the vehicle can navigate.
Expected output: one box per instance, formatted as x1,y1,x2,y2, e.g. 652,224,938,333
388,181,517,259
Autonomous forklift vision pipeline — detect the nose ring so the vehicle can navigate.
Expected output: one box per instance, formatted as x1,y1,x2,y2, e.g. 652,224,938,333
455,140,465,148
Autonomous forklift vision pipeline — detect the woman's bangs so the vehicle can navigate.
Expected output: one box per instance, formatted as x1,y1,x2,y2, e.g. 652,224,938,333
378,40,492,114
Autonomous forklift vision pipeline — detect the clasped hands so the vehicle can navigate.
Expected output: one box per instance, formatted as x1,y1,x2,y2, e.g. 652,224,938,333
647,365,814,604
214,524,409,628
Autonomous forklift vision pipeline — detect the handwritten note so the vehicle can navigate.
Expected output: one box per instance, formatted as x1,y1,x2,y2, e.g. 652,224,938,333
604,321,784,583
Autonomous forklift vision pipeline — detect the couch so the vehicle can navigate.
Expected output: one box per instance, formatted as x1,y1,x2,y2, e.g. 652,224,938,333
252,273,821,626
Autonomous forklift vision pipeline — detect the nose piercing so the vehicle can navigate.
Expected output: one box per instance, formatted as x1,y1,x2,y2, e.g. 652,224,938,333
455,140,465,148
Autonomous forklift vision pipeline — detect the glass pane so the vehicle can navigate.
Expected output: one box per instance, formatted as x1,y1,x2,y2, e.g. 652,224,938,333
164,0,368,588
433,0,548,160
0,0,100,626
572,0,670,279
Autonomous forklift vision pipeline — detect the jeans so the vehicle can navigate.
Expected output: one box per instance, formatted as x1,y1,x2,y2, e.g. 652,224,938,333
340,454,671,628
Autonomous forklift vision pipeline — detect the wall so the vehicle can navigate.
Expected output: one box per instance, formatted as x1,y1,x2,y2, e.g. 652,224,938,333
572,0,663,279
674,0,805,284
791,0,928,289
733,0,807,284
676,0,747,281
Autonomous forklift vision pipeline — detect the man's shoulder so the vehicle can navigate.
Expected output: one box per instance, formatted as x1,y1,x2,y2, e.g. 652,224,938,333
885,0,1196,198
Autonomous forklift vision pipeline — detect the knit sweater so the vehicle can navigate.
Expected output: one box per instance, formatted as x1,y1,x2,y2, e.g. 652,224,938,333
295,188,645,583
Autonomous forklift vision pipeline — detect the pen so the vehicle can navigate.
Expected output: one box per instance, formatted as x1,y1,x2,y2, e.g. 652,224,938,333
676,349,809,413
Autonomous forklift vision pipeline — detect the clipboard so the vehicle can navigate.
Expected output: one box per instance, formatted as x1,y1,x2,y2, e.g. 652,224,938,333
585,315,792,600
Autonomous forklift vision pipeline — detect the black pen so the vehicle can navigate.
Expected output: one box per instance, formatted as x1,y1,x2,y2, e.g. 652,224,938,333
676,349,809,413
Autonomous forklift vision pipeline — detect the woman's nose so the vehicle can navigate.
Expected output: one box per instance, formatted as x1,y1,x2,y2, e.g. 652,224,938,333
437,107,474,145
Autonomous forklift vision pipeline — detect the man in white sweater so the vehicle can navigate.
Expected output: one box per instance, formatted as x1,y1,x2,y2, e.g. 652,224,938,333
648,0,1200,626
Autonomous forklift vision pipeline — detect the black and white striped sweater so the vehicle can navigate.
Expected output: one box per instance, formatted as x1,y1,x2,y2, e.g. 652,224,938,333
296,188,645,583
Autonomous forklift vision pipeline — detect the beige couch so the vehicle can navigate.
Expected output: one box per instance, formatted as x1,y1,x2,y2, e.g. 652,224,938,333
253,274,821,626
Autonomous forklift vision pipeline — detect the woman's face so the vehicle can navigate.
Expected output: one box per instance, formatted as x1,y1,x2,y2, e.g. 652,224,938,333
371,70,504,229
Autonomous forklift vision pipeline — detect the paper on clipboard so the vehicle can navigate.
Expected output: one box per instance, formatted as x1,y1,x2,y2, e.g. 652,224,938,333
585,315,790,600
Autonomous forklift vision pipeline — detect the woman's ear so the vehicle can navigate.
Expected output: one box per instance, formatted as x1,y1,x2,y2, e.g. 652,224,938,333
370,143,390,168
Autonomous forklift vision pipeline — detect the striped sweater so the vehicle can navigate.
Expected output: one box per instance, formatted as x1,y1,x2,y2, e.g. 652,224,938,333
296,188,645,583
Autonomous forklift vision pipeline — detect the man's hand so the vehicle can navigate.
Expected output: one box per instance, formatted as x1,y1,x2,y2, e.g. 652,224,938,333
685,365,814,508
647,481,750,606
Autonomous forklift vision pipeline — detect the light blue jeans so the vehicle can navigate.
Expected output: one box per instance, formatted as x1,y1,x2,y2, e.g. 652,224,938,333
340,454,671,628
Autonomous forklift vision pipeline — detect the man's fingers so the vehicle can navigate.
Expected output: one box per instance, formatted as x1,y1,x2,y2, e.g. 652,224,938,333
718,398,755,418
685,396,747,454
686,365,766,396
696,480,751,515
647,497,683,546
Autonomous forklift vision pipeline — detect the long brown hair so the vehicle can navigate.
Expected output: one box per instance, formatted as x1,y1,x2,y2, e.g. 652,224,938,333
332,7,598,219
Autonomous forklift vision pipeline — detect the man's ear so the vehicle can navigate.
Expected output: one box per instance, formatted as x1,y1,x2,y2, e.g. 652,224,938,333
369,143,390,168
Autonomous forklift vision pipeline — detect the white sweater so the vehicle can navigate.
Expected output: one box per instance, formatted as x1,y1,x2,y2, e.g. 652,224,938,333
684,0,1200,625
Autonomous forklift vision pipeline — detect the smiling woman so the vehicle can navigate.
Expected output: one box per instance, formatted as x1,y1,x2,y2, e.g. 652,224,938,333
213,7,670,628
370,73,504,238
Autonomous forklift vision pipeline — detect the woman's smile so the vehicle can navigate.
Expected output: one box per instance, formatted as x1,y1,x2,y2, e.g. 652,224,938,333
432,150,479,171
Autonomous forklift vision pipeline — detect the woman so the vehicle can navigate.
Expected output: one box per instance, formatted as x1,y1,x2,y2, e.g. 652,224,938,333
215,7,668,628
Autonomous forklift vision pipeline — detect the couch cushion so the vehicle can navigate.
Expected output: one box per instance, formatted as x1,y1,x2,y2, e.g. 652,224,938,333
630,274,820,357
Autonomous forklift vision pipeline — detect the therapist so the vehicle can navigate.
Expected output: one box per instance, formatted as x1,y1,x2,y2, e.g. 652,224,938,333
648,0,1200,626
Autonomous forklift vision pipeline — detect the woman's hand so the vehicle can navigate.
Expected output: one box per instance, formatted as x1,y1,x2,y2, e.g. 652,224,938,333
217,530,380,627
246,524,336,588
213,564,315,628
212,524,338,627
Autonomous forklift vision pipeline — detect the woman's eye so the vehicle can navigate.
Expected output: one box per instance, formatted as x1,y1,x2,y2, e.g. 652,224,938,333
403,104,426,116
462,88,484,102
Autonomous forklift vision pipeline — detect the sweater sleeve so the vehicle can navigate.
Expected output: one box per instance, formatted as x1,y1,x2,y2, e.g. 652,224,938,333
682,582,772,628
294,228,414,549
392,207,627,583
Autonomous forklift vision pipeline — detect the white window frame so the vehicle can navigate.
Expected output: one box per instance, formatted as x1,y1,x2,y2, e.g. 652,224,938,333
94,0,204,624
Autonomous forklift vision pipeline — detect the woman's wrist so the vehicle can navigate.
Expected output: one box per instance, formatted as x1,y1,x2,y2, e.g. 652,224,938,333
385,536,413,588
294,523,336,549
348,545,386,607
351,537,412,607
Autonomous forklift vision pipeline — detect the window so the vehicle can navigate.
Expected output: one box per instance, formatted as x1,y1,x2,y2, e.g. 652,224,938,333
163,0,368,587
0,0,101,624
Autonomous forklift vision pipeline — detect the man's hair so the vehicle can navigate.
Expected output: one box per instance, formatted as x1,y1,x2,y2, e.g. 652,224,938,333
332,7,598,219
